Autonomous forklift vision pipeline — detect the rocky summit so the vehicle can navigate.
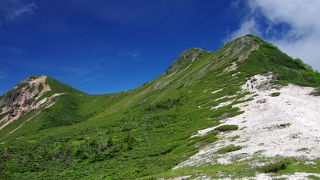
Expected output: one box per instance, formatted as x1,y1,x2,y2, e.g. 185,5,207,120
1,35,320,180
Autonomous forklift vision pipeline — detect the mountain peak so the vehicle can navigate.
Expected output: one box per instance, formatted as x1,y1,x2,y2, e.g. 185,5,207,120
165,34,263,75
0,75,52,130
236,34,263,43
0,75,85,131
166,48,209,74
220,34,262,54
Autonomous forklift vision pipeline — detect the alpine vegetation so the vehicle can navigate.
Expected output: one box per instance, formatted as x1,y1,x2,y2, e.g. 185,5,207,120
1,35,320,180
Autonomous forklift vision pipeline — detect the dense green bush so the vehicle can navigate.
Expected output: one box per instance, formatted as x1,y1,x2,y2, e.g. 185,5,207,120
271,92,281,97
145,97,183,111
216,144,242,154
38,83,44,92
0,112,8,119
28,87,35,93
214,125,239,132
257,159,291,173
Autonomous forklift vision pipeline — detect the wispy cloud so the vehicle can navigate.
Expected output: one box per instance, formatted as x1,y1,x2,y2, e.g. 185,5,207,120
0,0,37,24
127,51,140,58
118,51,140,58
0,58,92,80
0,71,7,80
0,45,26,55
228,0,320,70
0,65,8,80
83,78,94,82
227,18,261,41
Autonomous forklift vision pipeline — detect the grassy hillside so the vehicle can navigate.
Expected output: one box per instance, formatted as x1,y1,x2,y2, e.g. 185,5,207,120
0,35,320,179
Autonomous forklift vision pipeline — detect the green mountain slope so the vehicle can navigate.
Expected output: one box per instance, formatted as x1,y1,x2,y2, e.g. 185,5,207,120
0,35,320,179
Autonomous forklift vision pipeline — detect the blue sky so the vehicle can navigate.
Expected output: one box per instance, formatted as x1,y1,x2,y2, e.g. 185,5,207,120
0,0,319,95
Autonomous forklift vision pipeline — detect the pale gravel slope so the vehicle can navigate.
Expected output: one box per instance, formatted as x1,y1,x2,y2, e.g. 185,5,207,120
176,73,320,169
194,172,320,180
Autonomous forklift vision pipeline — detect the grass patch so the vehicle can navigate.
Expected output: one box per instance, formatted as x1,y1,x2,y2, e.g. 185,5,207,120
240,126,247,130
271,92,281,97
216,144,242,154
214,125,239,132
0,112,9,119
143,163,254,179
256,99,267,103
257,159,291,173
230,135,240,141
38,83,44,92
308,175,320,180
192,132,218,147
297,148,309,152
279,123,291,128
28,87,35,93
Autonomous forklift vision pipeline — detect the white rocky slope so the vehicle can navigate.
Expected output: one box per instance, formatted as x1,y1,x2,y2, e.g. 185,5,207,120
174,73,320,178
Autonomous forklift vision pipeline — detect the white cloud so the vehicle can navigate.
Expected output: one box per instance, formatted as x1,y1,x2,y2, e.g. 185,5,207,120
229,0,320,70
0,0,37,23
227,18,260,41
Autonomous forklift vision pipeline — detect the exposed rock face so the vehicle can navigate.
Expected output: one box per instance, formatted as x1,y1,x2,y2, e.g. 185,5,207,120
223,35,261,73
0,75,57,130
166,48,208,74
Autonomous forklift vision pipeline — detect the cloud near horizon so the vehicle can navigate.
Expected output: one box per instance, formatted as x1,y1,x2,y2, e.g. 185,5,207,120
229,0,320,70
0,0,37,24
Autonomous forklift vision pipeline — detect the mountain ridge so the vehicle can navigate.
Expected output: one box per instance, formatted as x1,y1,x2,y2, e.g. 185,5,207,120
1,34,320,179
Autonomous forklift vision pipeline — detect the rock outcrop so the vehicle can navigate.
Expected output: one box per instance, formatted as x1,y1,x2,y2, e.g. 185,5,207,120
0,75,57,130
166,48,208,74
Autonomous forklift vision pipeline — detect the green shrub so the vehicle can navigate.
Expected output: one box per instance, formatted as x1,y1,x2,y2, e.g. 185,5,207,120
214,125,239,132
106,136,113,148
38,83,44,92
256,99,267,103
251,78,258,82
192,132,218,147
28,87,35,93
145,98,182,111
257,159,290,173
297,148,309,152
216,145,242,154
28,75,41,80
230,135,240,141
0,112,9,119
123,133,136,150
24,98,35,105
279,123,291,128
310,88,320,96
307,175,320,180
271,92,281,97
17,82,29,89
